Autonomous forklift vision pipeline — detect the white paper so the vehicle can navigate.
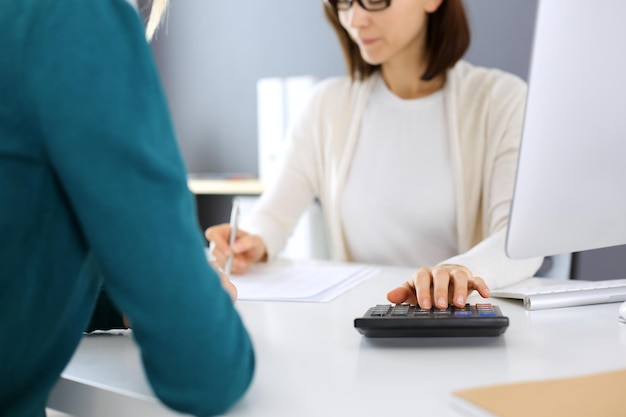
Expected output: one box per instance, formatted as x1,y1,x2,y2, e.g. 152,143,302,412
230,262,378,302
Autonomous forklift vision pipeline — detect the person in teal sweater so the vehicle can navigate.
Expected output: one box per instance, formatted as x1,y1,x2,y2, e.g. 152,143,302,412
0,0,255,416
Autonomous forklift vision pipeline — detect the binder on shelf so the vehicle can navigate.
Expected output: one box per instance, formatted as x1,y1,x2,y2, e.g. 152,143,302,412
256,75,317,185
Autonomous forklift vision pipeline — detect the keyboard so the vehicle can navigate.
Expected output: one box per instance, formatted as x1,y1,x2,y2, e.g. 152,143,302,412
489,278,626,310
354,303,509,337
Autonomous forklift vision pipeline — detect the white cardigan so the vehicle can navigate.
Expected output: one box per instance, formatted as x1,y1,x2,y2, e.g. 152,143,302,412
245,60,543,289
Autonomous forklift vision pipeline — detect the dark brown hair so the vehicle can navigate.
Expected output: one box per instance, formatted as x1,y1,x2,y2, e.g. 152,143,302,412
323,0,470,81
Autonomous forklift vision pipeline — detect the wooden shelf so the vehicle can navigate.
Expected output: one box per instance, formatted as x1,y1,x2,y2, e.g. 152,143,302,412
187,178,264,195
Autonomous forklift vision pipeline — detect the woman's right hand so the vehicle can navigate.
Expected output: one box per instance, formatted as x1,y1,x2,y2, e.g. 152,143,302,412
205,224,268,275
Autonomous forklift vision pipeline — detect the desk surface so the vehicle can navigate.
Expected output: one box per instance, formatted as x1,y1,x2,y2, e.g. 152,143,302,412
48,265,626,417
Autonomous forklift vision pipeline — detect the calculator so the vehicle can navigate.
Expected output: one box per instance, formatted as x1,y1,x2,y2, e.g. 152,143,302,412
354,303,509,338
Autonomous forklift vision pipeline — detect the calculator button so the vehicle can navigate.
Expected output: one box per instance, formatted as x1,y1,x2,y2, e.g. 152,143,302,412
475,303,497,316
391,305,410,316
413,309,431,317
434,310,452,317
454,310,474,317
369,305,391,316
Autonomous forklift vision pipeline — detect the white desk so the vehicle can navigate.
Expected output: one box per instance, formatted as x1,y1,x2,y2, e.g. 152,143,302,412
48,265,626,416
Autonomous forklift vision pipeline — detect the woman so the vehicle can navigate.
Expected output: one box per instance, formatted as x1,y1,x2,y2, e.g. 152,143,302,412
206,0,542,310
0,1,253,416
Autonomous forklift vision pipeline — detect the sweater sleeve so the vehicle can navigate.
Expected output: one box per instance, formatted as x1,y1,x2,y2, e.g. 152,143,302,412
441,66,543,289
241,82,330,259
442,229,543,289
23,1,254,415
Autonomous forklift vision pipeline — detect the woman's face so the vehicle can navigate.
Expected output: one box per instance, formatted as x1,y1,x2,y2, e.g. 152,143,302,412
338,0,443,66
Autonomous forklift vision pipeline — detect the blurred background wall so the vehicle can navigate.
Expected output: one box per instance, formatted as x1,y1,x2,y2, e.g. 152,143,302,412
150,0,538,175
148,0,626,280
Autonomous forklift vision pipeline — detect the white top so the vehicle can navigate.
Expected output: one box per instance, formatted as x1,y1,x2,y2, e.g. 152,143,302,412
341,73,456,267
244,60,543,289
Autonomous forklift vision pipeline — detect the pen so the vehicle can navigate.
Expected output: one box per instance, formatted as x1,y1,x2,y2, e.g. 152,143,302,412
224,197,240,277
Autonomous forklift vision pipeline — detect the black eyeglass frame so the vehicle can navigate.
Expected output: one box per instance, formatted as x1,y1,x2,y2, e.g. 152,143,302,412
324,0,392,12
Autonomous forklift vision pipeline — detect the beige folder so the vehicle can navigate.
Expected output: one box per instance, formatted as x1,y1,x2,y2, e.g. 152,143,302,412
453,368,626,417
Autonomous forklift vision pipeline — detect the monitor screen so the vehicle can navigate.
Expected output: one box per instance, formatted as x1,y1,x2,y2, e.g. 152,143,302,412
506,0,626,259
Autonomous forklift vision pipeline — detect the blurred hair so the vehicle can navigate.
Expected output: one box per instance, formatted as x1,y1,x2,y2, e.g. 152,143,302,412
323,0,470,81
145,0,169,41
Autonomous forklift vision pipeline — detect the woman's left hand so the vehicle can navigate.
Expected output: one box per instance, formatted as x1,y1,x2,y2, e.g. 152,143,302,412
386,264,490,309
208,259,238,302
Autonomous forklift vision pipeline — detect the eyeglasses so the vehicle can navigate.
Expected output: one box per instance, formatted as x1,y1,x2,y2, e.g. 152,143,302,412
324,0,392,12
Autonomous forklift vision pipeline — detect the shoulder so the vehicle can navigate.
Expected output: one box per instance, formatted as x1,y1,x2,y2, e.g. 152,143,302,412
450,60,527,91
309,76,363,103
448,60,527,105
303,75,373,122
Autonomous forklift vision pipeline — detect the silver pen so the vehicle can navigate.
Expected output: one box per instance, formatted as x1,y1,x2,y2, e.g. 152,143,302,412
224,197,240,277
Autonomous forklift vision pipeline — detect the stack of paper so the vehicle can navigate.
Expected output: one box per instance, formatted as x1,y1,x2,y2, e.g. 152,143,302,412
230,262,378,302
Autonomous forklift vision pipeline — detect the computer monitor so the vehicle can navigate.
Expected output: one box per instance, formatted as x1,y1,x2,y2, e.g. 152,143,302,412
506,0,626,259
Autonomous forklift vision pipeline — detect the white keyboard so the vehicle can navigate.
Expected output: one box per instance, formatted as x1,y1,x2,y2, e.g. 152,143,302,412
490,278,626,310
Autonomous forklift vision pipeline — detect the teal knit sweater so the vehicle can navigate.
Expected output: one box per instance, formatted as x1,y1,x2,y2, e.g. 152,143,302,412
0,1,255,416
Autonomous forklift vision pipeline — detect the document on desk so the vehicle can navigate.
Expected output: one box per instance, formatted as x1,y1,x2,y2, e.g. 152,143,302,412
230,261,379,302
451,368,626,417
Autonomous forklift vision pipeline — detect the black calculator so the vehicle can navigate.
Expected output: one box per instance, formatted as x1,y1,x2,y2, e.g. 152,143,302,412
354,303,509,338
